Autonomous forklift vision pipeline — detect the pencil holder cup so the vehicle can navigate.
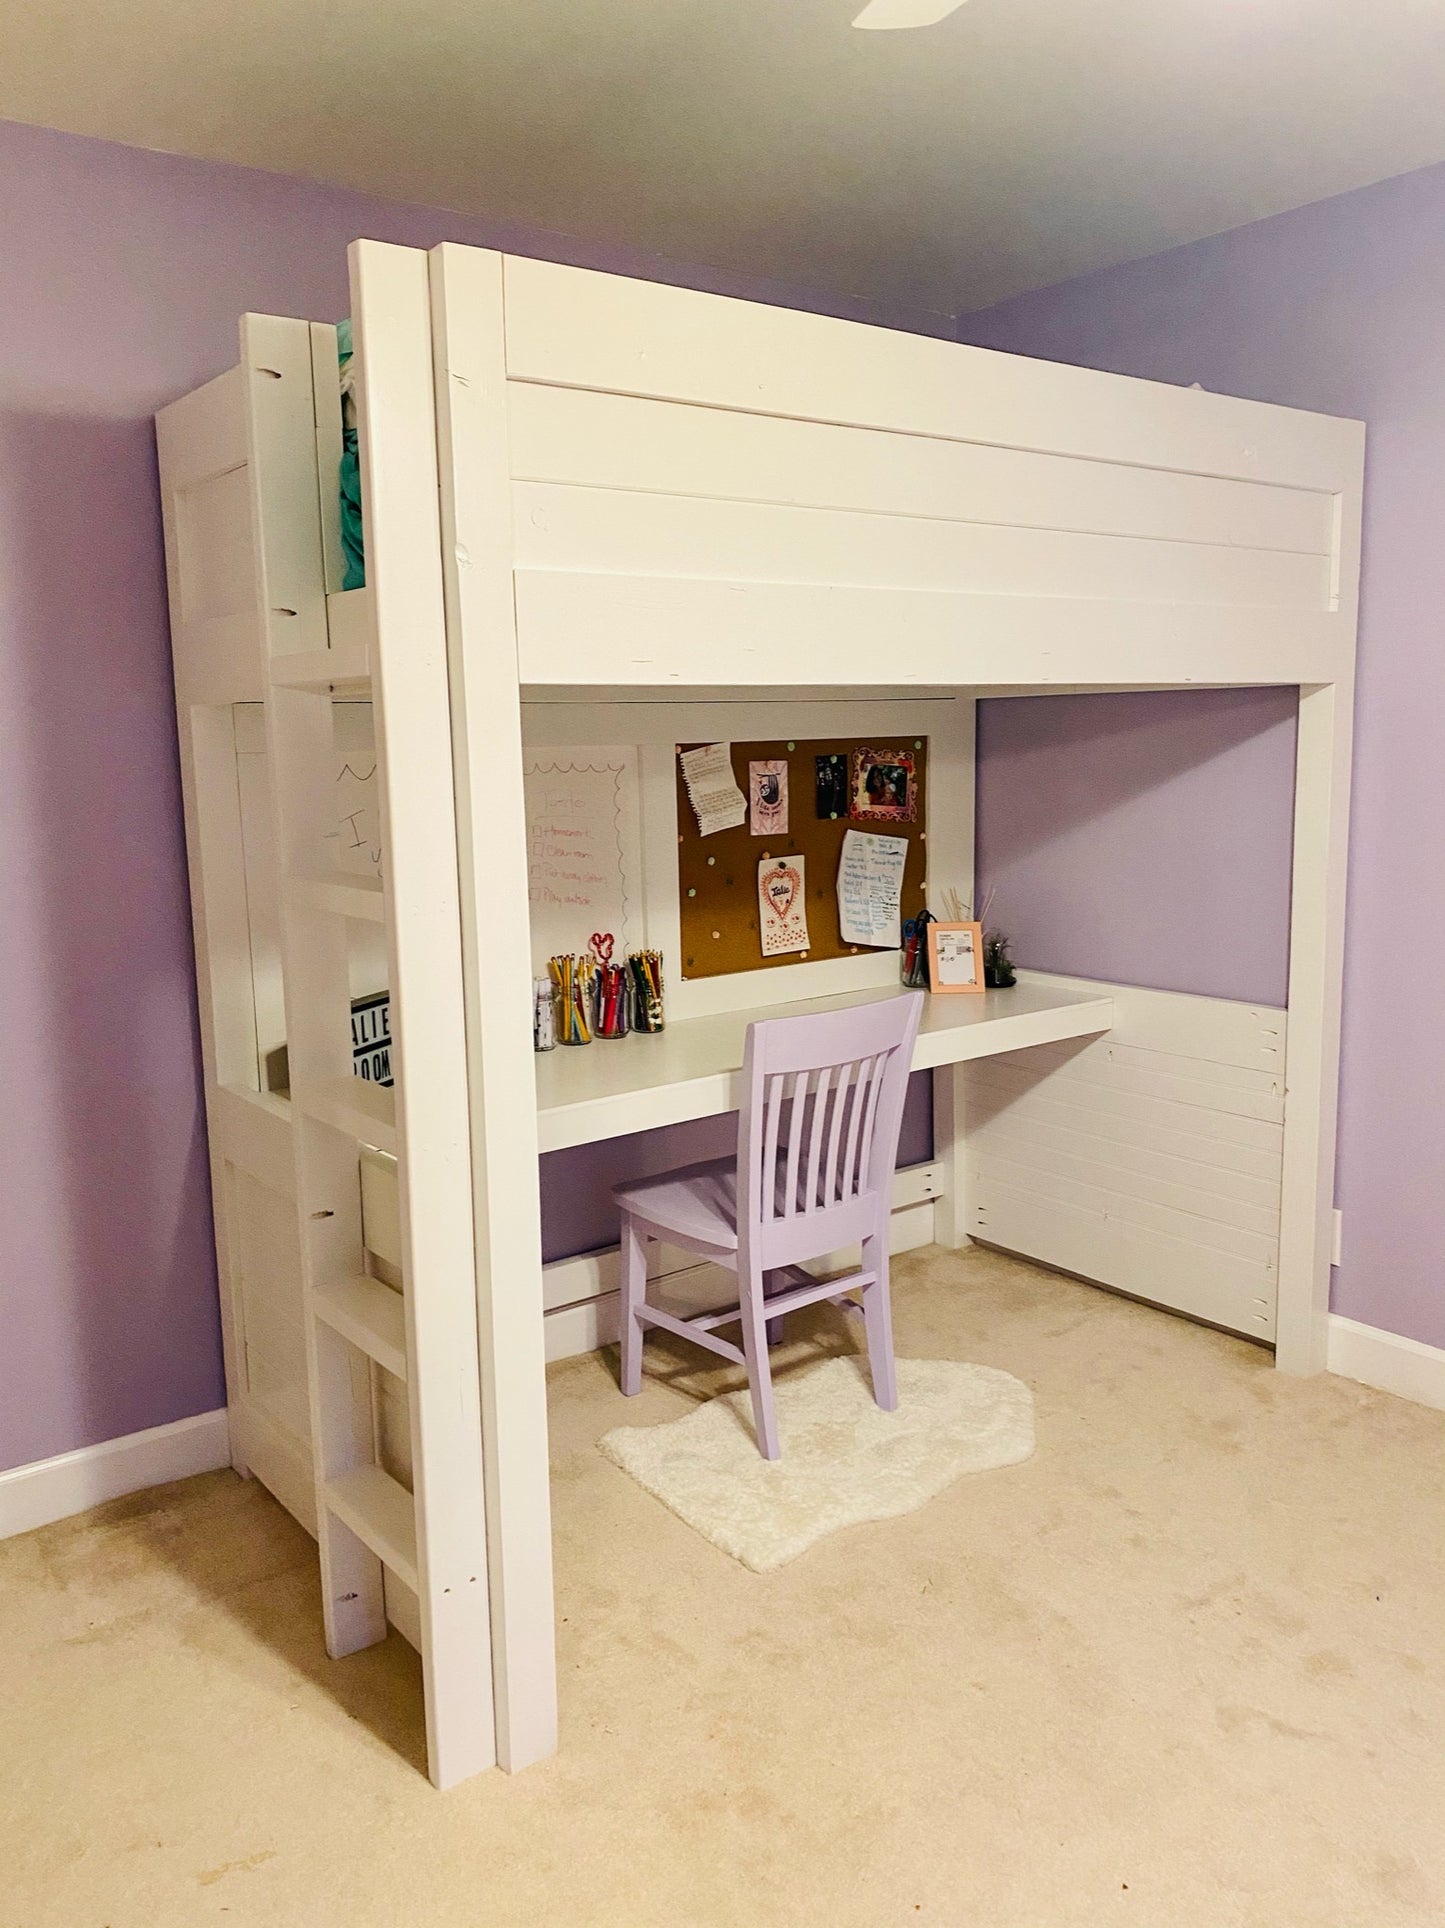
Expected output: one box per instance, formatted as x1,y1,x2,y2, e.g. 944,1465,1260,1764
532,976,556,1052
628,951,666,1034
593,962,631,1040
549,954,594,1045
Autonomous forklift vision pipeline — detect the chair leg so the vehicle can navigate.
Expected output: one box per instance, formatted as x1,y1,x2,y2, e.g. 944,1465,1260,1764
739,1268,781,1460
860,1233,898,1413
619,1214,647,1396
763,1269,786,1349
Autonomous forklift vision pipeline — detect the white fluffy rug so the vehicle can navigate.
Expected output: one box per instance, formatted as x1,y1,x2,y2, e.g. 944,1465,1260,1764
599,1356,1035,1572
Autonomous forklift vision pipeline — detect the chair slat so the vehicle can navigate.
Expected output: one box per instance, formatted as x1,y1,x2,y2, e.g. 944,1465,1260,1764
857,1051,887,1196
841,1056,868,1201
824,1060,855,1206
761,1071,785,1220
803,1065,835,1216
782,1069,808,1217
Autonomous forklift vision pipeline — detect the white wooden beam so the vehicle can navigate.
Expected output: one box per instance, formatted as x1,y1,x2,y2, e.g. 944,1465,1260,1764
429,241,559,1772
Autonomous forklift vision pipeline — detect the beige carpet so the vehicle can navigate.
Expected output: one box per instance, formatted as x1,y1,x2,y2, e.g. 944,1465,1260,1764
3,1246,1444,1928
601,1354,1034,1569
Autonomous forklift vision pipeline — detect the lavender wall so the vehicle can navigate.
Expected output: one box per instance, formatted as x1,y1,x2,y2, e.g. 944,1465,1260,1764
0,118,948,1475
961,162,1445,1352
976,688,1298,1007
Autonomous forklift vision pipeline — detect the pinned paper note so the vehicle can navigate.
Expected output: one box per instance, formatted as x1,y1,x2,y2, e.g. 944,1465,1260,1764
837,829,909,948
679,743,747,836
748,759,789,837
524,748,642,972
758,855,810,957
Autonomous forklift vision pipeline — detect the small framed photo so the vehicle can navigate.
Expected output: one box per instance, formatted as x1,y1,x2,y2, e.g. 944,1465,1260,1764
850,747,917,823
927,921,985,995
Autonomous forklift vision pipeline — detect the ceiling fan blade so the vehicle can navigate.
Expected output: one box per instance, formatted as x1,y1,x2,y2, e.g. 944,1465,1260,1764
851,0,968,27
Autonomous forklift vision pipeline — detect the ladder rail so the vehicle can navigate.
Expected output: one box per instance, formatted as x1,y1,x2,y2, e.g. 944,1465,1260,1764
241,295,497,1790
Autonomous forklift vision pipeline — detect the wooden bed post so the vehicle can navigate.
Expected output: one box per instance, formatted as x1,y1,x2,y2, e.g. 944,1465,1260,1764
425,242,559,1771
1275,676,1355,1374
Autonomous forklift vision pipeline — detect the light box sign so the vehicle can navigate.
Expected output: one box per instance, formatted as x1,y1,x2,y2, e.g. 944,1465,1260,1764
352,992,392,1086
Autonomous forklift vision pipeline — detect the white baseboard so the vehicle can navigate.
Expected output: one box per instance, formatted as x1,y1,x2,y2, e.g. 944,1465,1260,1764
0,1409,232,1540
1327,1315,1445,1412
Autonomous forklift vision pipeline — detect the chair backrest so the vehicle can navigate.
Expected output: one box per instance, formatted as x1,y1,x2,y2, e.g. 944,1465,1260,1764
737,992,924,1270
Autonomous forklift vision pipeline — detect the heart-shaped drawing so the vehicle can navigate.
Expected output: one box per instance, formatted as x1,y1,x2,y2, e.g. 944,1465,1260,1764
765,864,800,924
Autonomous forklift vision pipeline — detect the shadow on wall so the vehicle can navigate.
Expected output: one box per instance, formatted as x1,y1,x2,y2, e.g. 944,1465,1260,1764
975,687,1299,1007
0,409,223,1472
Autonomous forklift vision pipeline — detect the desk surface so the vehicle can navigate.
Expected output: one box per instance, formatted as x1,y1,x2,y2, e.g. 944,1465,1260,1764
534,977,1113,1152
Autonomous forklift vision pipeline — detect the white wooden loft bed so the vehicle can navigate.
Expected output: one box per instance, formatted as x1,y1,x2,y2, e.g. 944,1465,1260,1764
156,241,1361,1790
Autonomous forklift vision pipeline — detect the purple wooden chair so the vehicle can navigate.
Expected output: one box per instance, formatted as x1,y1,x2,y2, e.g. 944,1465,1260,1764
612,992,924,1459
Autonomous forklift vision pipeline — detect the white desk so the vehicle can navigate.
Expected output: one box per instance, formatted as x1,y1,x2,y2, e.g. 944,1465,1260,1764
533,979,1114,1152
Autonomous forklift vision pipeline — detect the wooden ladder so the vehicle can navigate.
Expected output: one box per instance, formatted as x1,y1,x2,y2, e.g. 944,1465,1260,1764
242,299,495,1789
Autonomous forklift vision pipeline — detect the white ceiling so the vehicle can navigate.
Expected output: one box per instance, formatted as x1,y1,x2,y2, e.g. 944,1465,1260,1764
5,0,1445,317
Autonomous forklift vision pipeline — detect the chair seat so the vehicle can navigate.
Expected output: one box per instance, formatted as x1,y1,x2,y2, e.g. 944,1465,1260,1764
613,1157,740,1254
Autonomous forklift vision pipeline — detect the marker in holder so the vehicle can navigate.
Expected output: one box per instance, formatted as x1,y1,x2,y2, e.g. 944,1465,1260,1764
588,933,631,1040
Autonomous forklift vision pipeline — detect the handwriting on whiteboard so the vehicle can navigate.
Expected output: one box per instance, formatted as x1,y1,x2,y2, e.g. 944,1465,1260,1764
525,751,641,970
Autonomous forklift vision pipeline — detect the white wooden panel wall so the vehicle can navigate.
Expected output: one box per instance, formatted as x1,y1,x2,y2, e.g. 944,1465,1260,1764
497,257,1360,693
513,486,1328,612
501,258,1359,491
507,386,1334,555
961,974,1285,1341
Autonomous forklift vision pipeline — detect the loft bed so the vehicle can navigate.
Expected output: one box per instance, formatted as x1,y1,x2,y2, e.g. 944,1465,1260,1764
155,241,1361,1791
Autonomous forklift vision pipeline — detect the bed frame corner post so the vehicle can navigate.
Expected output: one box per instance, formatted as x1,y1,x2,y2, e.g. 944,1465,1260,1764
1275,676,1353,1375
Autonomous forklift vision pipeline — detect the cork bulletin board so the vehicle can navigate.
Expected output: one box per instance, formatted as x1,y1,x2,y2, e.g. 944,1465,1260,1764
675,738,930,980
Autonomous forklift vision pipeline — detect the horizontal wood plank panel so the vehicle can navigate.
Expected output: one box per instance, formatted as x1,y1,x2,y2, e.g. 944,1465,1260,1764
501,257,1364,494
963,1081,1284,1181
972,1149,1275,1262
508,385,1333,556
513,484,1328,611
972,1178,1276,1339
986,1032,1285,1106
969,1058,1285,1150
962,976,1284,1340
969,1112,1282,1214
971,1138,1280,1244
513,574,1350,690
1014,971,1285,1072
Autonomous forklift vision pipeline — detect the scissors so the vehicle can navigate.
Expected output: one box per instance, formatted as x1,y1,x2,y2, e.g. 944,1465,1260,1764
590,931,615,966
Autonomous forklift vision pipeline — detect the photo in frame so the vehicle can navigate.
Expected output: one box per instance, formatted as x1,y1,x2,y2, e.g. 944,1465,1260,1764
850,747,918,824
927,920,985,995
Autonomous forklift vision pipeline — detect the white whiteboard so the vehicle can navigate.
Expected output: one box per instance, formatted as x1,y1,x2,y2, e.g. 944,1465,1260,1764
524,746,643,972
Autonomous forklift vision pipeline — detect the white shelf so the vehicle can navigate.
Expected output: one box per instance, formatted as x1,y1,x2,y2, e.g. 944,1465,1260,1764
302,1075,397,1154
286,871,386,923
323,1465,417,1590
314,1274,408,1380
534,977,1114,1152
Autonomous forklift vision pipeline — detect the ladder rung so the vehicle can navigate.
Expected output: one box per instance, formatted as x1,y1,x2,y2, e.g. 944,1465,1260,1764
323,1466,417,1590
302,1076,396,1154
314,1274,407,1379
286,872,385,922
269,645,370,690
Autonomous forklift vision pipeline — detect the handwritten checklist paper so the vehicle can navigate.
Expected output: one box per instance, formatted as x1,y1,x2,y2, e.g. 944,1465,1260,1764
679,742,747,836
837,829,909,948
